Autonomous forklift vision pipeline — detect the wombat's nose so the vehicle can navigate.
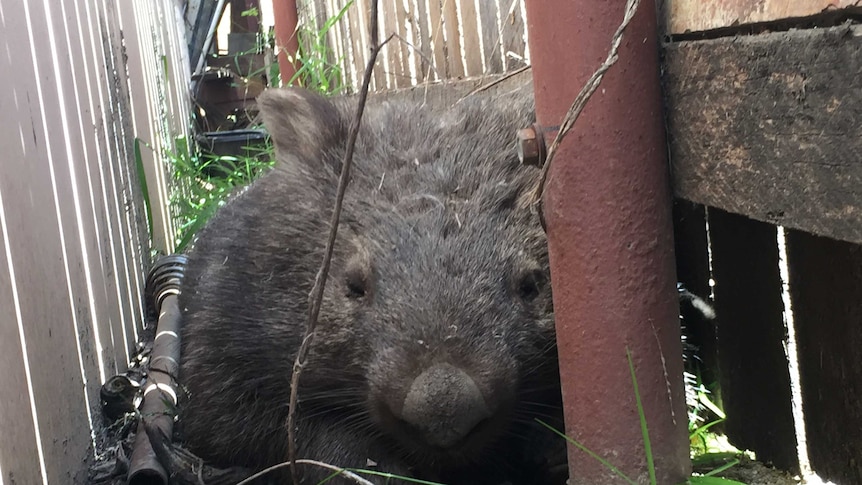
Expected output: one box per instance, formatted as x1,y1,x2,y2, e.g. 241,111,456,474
400,363,491,448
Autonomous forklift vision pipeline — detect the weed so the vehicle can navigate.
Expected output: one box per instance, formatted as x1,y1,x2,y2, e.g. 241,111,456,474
166,135,274,252
145,3,354,252
284,0,355,95
133,138,154,239
538,347,748,485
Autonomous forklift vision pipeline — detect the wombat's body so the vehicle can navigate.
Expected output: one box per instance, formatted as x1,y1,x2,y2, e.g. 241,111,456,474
178,86,565,484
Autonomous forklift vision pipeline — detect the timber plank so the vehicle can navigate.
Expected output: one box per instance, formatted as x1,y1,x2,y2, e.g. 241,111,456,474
707,209,798,472
425,0,447,80
786,230,862,484
664,25,862,245
664,0,861,35
500,0,526,70
458,0,484,76
442,0,466,79
477,0,503,74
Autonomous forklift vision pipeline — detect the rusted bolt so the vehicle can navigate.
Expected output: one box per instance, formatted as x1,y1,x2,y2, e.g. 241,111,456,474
517,123,547,166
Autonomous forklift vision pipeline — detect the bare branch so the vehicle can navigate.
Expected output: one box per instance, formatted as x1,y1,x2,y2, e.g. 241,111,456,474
393,33,440,81
286,1,385,483
456,64,532,103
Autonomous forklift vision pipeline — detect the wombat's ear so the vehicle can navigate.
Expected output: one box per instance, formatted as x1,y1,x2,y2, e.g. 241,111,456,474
256,87,346,165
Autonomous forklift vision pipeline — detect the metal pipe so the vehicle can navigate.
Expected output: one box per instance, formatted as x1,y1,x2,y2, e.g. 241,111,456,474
128,255,187,485
272,0,301,85
523,1,690,483
194,0,228,77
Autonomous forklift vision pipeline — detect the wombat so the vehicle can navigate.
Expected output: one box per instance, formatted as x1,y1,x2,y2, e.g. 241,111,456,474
177,85,566,484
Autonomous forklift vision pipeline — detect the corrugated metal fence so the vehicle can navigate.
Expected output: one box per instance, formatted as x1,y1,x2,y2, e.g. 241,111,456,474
0,0,185,481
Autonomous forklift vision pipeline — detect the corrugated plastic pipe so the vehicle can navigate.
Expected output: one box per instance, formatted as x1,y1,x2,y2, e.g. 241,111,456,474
128,255,187,485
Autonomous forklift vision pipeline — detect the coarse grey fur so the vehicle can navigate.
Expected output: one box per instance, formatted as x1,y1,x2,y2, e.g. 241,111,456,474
178,86,565,484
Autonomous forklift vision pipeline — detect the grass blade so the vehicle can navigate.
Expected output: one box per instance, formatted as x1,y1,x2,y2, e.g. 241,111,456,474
350,469,446,485
627,348,657,485
133,138,153,239
702,458,741,477
536,419,638,485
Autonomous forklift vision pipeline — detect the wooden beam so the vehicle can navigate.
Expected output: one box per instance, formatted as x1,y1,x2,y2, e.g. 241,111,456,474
663,0,860,34
664,25,862,245
707,209,798,473
786,230,862,483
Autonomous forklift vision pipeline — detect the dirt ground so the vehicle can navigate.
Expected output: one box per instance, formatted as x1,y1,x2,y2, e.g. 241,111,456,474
699,456,801,485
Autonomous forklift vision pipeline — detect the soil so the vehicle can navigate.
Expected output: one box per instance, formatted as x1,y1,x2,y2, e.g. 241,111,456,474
698,456,801,485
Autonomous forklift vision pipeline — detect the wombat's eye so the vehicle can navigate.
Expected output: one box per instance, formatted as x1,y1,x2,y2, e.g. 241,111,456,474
515,268,546,303
345,267,369,299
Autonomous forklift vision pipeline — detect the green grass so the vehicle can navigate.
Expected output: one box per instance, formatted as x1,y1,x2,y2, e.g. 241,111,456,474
165,135,275,252
134,4,356,253
283,0,355,95
538,347,748,485
335,469,446,485
133,137,154,239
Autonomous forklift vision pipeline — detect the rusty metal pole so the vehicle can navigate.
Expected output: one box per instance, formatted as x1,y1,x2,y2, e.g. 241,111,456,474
523,1,690,484
272,0,300,85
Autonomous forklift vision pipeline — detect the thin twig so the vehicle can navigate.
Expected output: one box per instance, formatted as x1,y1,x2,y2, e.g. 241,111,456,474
286,1,384,483
235,459,376,485
456,64,531,103
530,0,642,216
392,33,440,81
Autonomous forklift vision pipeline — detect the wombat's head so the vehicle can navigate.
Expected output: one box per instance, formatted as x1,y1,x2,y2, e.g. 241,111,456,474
258,87,557,466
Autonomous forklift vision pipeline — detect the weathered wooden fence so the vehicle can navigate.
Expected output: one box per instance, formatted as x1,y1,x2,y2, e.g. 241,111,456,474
0,0,185,481
664,2,862,484
297,0,530,92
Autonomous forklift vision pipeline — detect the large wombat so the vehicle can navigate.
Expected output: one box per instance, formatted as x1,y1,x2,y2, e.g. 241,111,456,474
178,85,565,484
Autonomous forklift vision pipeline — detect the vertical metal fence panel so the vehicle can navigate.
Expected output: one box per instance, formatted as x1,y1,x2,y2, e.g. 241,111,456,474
74,0,133,369
120,0,182,255
0,0,187,479
0,7,49,481
94,0,150,349
0,233,44,483
55,0,128,380
0,0,101,481
122,0,168,252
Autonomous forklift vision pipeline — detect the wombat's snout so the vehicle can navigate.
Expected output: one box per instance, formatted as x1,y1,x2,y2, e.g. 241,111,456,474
397,363,491,448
